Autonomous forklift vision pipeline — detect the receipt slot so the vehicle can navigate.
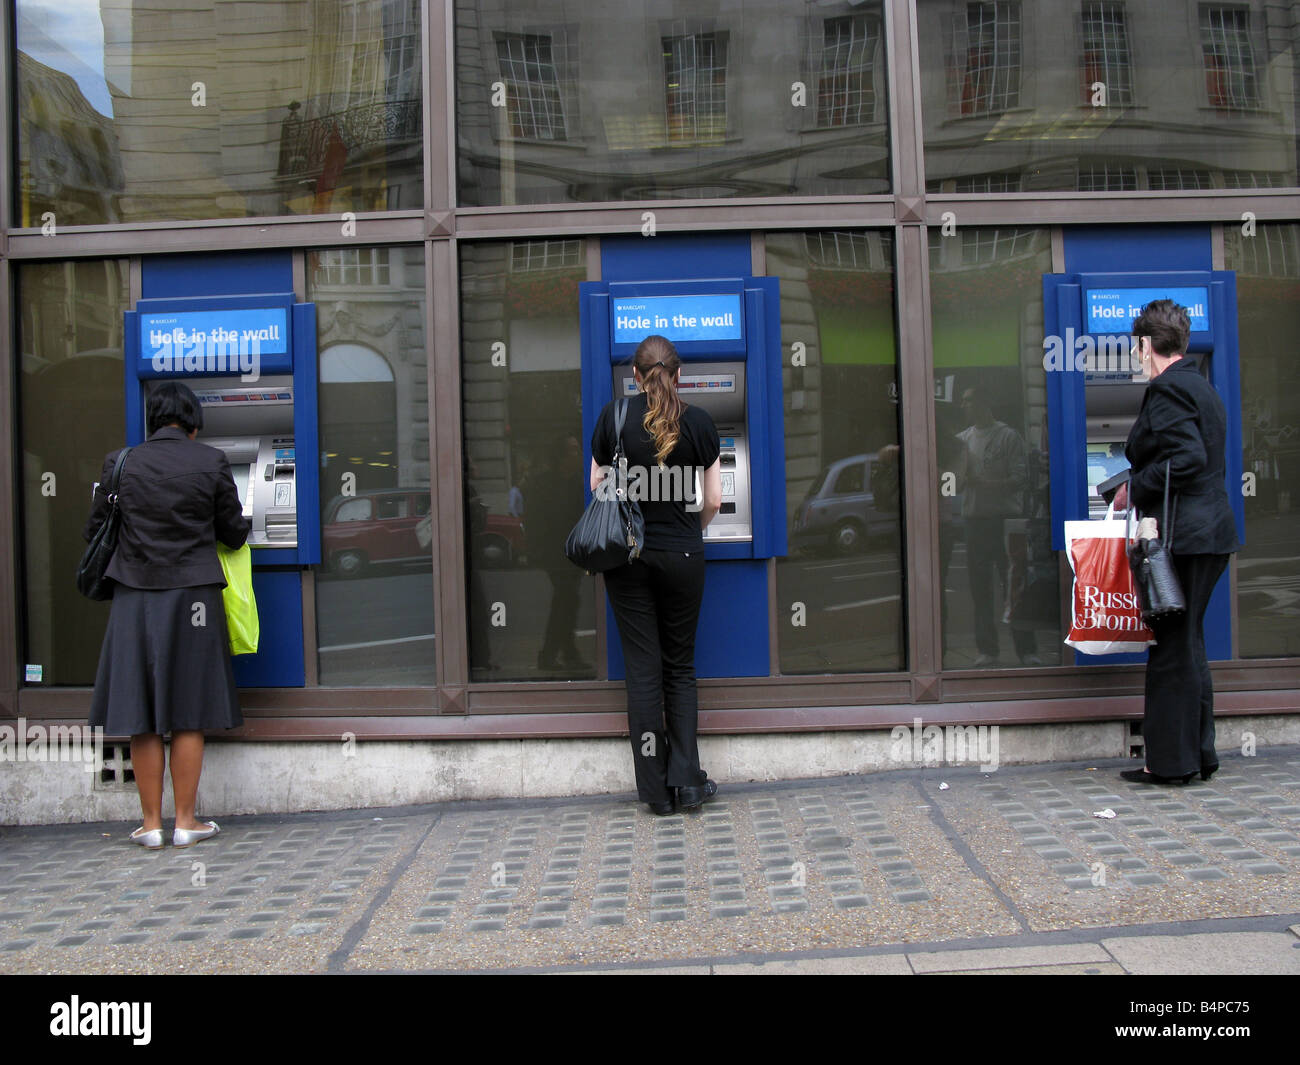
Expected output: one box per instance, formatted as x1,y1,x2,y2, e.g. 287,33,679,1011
581,272,785,678
1044,248,1243,663
124,289,320,687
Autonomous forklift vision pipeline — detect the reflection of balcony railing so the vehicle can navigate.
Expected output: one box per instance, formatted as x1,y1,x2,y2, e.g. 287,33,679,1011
277,98,422,178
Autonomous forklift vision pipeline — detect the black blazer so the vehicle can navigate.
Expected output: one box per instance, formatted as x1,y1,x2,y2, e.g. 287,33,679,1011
1124,359,1240,556
83,426,251,589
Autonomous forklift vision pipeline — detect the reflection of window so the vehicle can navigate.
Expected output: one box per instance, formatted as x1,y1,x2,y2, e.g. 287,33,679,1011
335,498,373,522
1080,2,1133,106
1077,163,1137,191
383,0,421,100
805,231,888,271
817,15,880,127
317,248,391,287
954,172,1021,193
958,2,1021,115
375,495,408,519
1223,169,1287,188
832,462,865,495
961,227,1037,264
1147,168,1212,190
1200,7,1260,109
495,33,567,140
414,493,431,517
663,31,728,143
1228,226,1300,277
510,239,582,272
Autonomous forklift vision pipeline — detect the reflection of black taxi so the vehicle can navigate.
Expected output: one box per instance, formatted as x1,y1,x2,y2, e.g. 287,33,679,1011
790,453,900,556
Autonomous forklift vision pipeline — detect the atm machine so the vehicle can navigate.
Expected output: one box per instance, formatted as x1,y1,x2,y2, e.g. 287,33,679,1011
124,291,320,686
1043,264,1244,662
581,272,785,678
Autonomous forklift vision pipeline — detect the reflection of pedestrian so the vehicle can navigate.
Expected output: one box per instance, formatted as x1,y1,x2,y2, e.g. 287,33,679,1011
1113,301,1240,785
526,435,588,673
508,481,525,518
957,387,1036,666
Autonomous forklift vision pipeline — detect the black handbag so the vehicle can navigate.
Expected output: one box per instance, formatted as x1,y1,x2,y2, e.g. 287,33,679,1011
76,447,132,601
564,399,645,573
1126,461,1186,623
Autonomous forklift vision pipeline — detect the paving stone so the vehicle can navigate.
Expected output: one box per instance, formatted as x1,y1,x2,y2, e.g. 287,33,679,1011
408,922,444,935
1244,862,1288,875
651,910,687,922
892,890,932,904
1185,868,1229,881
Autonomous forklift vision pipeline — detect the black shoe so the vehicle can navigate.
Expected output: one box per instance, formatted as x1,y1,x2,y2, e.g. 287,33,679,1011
677,779,717,810
647,798,675,816
1200,763,1219,782
1120,768,1196,785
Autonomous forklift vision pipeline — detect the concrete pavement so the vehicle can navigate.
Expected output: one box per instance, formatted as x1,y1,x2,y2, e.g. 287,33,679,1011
3,747,1300,974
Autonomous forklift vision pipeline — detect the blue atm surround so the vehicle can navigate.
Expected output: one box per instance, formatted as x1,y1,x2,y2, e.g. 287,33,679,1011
582,234,784,679
1043,226,1244,663
123,252,317,687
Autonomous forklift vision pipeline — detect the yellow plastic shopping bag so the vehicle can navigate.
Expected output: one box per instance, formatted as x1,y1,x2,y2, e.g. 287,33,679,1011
217,542,259,655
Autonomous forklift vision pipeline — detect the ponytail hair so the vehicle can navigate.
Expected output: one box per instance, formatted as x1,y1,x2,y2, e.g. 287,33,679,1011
633,335,684,465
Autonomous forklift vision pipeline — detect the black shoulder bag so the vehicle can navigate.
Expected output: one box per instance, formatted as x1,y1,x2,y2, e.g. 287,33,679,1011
564,400,645,573
77,447,132,601
1126,460,1186,623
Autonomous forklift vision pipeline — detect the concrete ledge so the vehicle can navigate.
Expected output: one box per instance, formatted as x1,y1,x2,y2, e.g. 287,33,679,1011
3,715,1299,825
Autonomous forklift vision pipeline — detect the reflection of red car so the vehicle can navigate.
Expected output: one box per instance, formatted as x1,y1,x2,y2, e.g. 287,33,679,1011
323,489,431,577
323,489,524,576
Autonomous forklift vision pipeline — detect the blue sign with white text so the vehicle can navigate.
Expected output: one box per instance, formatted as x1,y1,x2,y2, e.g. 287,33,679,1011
611,295,743,344
140,307,290,372
1084,287,1210,334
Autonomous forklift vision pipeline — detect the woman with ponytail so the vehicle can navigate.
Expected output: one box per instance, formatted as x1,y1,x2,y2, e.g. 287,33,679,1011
590,335,723,815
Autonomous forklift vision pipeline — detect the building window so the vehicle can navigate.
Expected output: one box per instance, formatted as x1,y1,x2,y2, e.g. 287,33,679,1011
956,1,1022,116
1077,162,1137,190
1222,169,1288,188
663,31,728,143
961,227,1038,264
817,14,881,127
1228,225,1300,277
805,231,886,271
954,172,1022,193
316,248,392,287
495,32,568,140
510,239,583,272
1147,167,1213,190
1080,2,1133,106
1200,6,1260,110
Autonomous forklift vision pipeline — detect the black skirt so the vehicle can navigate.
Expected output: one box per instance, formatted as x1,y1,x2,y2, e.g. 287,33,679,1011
89,585,243,735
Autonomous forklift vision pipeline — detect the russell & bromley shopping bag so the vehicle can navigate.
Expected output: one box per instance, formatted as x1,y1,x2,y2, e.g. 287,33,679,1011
1063,514,1154,655
217,542,259,655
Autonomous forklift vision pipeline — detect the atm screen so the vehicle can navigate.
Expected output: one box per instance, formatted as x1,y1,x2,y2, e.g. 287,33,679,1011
1086,442,1129,496
231,463,253,508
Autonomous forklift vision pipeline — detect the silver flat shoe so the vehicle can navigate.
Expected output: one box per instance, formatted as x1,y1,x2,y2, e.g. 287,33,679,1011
172,820,219,848
130,826,164,849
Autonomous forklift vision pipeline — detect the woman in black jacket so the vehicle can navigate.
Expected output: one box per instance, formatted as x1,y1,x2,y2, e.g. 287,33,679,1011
84,381,251,846
1113,301,1240,785
590,335,723,815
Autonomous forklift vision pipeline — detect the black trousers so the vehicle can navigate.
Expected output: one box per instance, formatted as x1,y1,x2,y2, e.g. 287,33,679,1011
1143,552,1229,778
604,548,708,804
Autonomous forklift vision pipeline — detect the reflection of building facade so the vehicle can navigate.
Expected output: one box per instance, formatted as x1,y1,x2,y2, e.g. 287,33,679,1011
5,0,1300,818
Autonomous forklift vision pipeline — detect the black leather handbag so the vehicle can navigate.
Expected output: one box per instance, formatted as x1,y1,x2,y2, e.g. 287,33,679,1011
1126,461,1186,624
76,447,132,601
565,399,645,573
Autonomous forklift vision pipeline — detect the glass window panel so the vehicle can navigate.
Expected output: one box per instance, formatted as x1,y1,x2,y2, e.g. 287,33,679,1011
766,230,905,674
15,0,423,225
930,227,1062,668
1224,222,1300,657
309,245,433,685
456,1,890,205
459,241,594,680
19,260,129,685
919,0,1300,191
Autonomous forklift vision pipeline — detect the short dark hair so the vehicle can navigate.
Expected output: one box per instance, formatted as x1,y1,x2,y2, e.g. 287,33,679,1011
1131,299,1190,357
146,380,204,435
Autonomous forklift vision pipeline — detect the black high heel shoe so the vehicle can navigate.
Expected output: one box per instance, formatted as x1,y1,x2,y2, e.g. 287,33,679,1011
1120,768,1196,786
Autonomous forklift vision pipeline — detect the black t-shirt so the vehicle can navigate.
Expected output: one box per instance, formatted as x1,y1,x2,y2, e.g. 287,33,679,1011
592,394,720,550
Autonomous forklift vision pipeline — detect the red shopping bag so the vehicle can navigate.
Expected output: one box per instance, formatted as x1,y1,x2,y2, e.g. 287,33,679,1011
1063,518,1155,655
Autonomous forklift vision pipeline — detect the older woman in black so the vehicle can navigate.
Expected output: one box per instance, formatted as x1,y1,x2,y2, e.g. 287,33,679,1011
85,382,251,846
1113,301,1240,785
590,335,723,815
